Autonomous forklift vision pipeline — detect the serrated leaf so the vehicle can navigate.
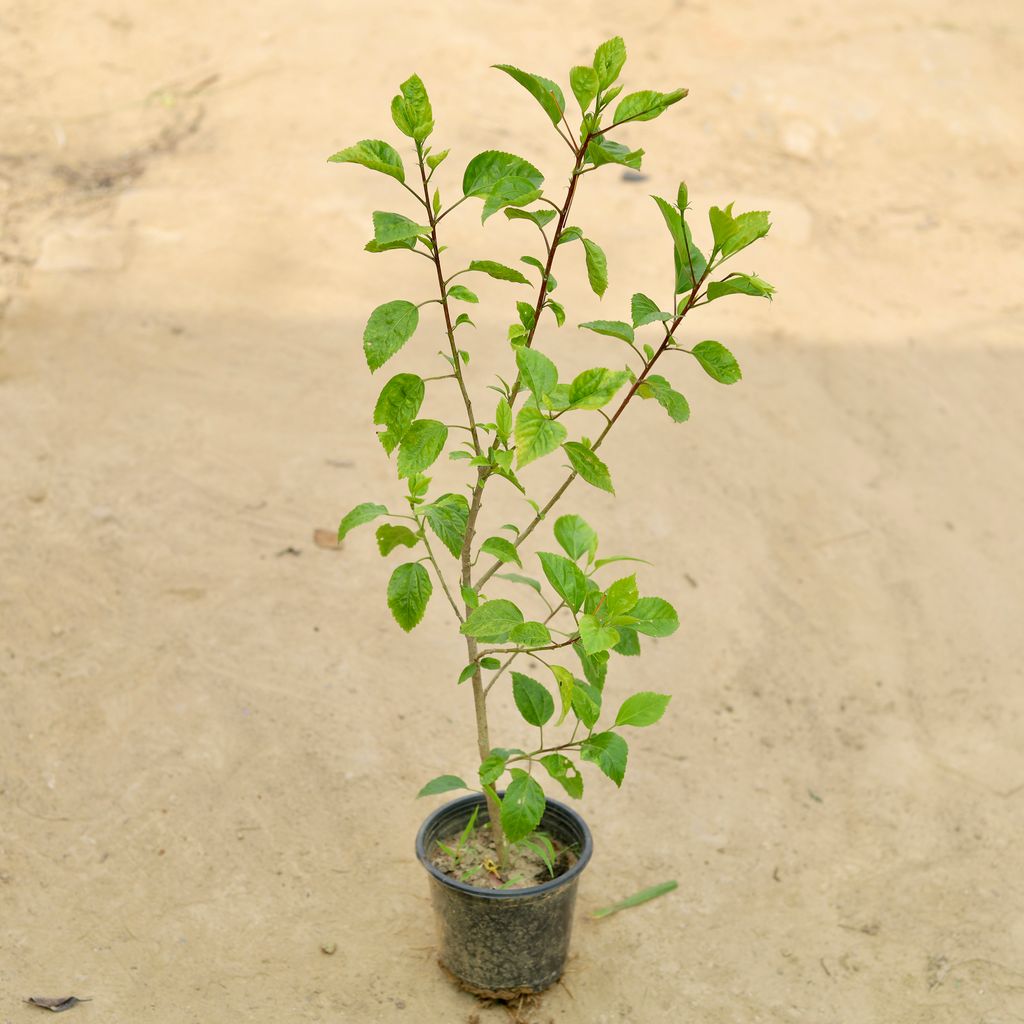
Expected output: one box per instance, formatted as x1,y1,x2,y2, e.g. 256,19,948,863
505,206,559,229
327,139,405,182
447,284,479,303
563,441,614,494
509,621,552,646
514,407,567,468
416,774,467,797
631,292,671,328
578,320,633,344
516,348,558,402
481,176,543,222
537,551,588,613
630,596,679,637
540,753,583,798
466,259,531,284
613,626,641,656
582,238,608,298
396,420,448,477
426,148,450,170
493,65,564,125
363,300,420,372
570,65,599,111
462,150,544,198
500,769,546,842
460,599,525,642
338,502,388,543
546,299,566,327
479,752,509,786
391,73,433,141
581,732,628,786
554,514,598,562
571,679,602,728
567,368,630,411
614,691,672,728
372,211,427,246
512,672,554,726
549,665,575,726
586,138,644,171
612,87,687,125
387,562,432,631
708,204,771,257
706,273,775,302
579,614,620,654
593,37,627,90
651,196,706,294
606,574,639,615
573,640,608,689
376,523,419,556
374,373,425,454
481,535,522,568
421,492,469,558
637,373,689,423
692,340,742,384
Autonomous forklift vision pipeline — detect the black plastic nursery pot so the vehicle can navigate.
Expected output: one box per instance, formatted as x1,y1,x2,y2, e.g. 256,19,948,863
415,792,593,998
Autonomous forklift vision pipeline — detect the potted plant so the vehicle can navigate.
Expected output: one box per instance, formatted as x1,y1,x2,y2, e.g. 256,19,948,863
327,36,772,998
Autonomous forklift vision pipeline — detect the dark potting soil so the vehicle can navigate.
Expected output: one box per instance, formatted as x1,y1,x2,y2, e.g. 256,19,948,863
430,826,577,891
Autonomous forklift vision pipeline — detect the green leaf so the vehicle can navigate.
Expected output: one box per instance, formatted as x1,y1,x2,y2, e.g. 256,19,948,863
500,770,546,843
612,88,687,125
549,665,575,726
387,562,432,631
558,226,583,245
416,774,467,797
512,672,554,726
630,596,680,637
461,585,480,609
447,284,479,303
509,621,552,646
586,138,644,171
637,374,689,423
582,238,608,298
651,196,706,293
563,441,614,494
573,641,608,689
567,368,630,411
327,139,405,182
495,573,543,597
706,274,775,302
537,551,588,613
592,880,678,918
376,523,419,555
631,292,671,328
338,502,388,543
460,599,524,642
396,420,448,477
363,300,420,372
578,320,634,344
581,732,628,786
481,535,522,568
554,514,598,562
421,493,469,558
391,73,434,141
462,150,544,198
613,626,641,656
571,679,602,729
546,299,566,327
593,37,627,90
569,65,599,111
514,408,567,468
539,753,583,799
466,259,530,284
479,752,509,786
515,348,558,402
708,204,771,257
374,373,425,453
614,691,671,728
426,148,449,170
458,663,478,684
505,207,559,229
606,574,640,615
493,65,564,125
481,177,543,222
692,340,742,384
579,614,620,655
372,211,427,246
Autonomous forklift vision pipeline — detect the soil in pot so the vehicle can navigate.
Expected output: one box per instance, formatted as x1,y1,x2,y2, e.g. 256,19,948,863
430,824,578,891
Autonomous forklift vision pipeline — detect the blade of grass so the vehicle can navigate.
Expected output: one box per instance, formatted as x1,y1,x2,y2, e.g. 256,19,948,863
592,880,678,919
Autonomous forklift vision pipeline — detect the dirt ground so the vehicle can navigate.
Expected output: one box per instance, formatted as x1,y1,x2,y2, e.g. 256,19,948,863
2,0,1023,1021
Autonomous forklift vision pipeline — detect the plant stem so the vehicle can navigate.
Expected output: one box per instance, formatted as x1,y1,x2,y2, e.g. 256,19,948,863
417,519,464,622
483,601,566,696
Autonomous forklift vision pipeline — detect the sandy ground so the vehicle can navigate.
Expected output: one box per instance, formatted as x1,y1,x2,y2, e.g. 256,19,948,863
2,1,1024,1021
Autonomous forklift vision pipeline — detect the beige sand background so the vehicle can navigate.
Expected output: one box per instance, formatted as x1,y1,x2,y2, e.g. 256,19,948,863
2,1,1023,1021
